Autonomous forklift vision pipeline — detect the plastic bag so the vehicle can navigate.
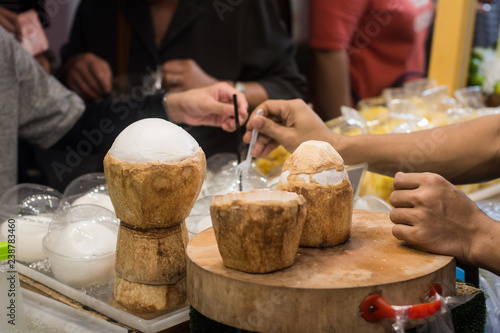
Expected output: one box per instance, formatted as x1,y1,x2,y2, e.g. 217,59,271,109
389,287,477,333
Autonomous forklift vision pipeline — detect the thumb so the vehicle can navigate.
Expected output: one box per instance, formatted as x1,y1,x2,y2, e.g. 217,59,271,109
251,115,287,143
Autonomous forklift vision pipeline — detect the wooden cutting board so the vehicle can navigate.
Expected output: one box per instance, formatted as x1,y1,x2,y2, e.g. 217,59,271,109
187,209,455,332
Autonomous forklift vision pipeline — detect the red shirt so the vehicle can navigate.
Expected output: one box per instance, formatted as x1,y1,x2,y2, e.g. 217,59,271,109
309,0,434,99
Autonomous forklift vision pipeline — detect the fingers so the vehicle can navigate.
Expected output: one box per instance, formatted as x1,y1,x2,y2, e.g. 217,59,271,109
244,115,285,147
389,189,414,208
207,100,244,132
392,172,423,190
67,71,102,100
209,82,248,121
162,60,185,90
252,136,279,158
164,72,182,90
161,59,184,73
391,223,414,243
65,53,112,100
389,207,420,226
89,60,112,94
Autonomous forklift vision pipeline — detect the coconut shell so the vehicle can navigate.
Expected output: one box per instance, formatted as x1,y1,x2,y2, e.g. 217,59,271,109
277,178,353,247
210,189,307,274
103,149,206,228
283,140,345,173
113,275,187,313
115,221,189,285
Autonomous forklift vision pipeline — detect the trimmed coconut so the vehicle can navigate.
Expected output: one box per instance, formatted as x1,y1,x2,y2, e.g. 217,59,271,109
277,140,353,247
103,118,206,228
210,189,307,274
113,275,187,313
115,222,189,285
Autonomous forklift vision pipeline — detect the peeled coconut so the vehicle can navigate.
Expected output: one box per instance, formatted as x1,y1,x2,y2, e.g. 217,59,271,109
103,118,206,228
276,140,353,247
113,275,187,313
210,189,306,274
115,221,189,285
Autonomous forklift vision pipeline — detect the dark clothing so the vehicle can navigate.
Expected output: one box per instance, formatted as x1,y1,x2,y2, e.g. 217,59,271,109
60,0,306,157
37,0,306,191
62,0,305,99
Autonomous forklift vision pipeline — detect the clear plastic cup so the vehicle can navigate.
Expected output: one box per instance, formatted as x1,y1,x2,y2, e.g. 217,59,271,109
62,173,115,213
42,205,119,288
0,183,63,263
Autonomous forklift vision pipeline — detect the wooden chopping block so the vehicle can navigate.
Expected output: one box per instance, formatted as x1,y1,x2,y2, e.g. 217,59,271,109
187,210,455,332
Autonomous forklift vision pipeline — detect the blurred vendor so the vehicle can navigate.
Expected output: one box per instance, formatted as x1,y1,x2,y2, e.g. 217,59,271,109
309,0,435,120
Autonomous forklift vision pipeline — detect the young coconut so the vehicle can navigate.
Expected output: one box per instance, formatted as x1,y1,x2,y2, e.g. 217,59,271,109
115,221,189,285
103,118,206,229
276,140,353,248
210,189,307,274
113,275,187,313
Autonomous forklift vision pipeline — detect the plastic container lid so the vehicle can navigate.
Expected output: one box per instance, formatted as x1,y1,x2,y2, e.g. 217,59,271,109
0,241,10,261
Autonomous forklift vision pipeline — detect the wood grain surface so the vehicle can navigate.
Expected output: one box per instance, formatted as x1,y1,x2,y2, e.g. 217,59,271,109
187,209,456,332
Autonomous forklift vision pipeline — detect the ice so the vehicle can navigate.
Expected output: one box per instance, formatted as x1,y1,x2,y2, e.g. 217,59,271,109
47,221,117,258
42,205,119,288
0,215,52,263
72,192,115,213
109,118,199,162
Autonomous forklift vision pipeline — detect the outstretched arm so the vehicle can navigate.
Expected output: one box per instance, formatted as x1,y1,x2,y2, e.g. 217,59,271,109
244,99,500,184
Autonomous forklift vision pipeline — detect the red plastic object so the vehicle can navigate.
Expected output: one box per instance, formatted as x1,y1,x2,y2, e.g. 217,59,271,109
360,284,442,322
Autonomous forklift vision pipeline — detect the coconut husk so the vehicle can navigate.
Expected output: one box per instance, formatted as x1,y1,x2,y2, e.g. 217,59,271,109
277,178,353,248
210,189,307,274
115,221,189,285
103,149,206,228
113,275,187,313
283,140,345,173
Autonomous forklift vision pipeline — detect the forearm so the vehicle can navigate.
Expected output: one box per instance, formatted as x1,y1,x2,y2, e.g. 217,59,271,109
240,82,269,110
333,115,500,183
468,213,500,276
311,49,351,121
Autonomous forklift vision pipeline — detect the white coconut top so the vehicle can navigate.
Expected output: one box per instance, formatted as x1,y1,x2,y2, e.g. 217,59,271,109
109,118,200,163
279,169,348,186
213,189,303,204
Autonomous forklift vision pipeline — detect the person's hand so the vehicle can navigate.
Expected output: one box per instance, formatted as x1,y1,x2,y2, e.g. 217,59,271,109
63,53,113,101
165,82,248,132
34,52,50,74
161,59,218,92
0,7,21,40
390,172,492,264
243,99,334,157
